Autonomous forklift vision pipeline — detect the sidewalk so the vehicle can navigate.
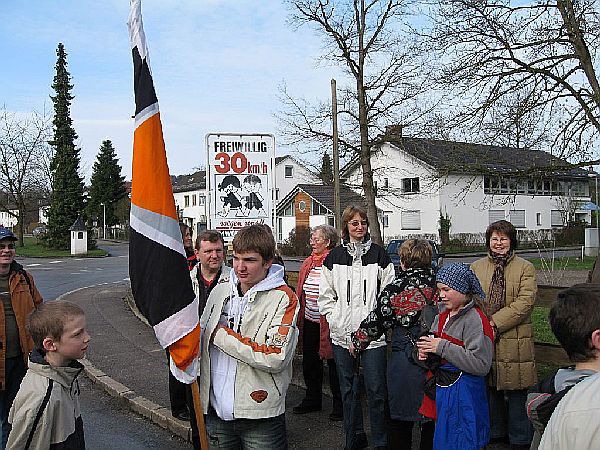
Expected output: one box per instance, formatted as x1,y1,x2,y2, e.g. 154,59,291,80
62,282,344,449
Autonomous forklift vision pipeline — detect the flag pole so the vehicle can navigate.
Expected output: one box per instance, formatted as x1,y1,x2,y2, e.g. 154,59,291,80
191,380,209,450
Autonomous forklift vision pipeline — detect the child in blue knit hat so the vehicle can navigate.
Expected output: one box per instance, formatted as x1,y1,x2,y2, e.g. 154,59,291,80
416,263,494,450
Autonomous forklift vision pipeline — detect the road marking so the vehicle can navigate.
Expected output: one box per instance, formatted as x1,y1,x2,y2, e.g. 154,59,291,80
70,273,84,275
26,263,41,267
123,277,130,281
96,268,104,270
118,255,128,258
49,260,63,264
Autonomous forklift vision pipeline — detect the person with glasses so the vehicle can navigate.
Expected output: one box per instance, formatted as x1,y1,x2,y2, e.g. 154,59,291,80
471,220,537,449
0,227,43,449
318,205,395,450
293,224,343,421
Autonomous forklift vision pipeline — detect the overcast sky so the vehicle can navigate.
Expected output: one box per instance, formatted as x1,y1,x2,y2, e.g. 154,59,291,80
1,1,343,181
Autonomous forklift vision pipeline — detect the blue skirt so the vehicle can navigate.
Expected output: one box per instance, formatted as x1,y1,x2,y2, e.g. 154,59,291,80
434,363,490,450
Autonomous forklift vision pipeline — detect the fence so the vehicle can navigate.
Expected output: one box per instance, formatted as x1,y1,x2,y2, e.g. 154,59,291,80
286,271,569,366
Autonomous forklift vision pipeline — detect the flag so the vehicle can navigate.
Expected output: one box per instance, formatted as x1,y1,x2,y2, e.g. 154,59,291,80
127,0,199,383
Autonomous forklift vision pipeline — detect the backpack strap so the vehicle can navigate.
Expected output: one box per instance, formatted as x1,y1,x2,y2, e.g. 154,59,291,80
24,379,53,450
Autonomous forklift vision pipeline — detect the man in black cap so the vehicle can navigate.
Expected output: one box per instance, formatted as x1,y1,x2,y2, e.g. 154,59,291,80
0,227,43,449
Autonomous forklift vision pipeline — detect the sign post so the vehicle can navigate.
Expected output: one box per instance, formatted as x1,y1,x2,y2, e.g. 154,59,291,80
206,133,276,241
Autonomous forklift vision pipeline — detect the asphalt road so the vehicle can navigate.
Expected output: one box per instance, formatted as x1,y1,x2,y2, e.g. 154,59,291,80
17,241,189,449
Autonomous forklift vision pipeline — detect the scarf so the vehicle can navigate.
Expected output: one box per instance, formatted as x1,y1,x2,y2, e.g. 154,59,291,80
342,233,372,261
487,251,512,315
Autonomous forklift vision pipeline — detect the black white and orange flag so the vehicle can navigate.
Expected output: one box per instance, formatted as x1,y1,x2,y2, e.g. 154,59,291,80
127,0,199,383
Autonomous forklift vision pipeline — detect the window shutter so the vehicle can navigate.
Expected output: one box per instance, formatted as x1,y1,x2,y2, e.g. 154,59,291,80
509,210,526,228
401,210,421,230
489,210,505,224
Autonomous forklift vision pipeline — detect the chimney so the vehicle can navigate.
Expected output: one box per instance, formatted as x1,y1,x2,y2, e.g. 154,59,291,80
385,124,403,138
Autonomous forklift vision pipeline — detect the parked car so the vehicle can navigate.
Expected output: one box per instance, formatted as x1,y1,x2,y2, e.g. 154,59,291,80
32,226,47,236
386,239,444,276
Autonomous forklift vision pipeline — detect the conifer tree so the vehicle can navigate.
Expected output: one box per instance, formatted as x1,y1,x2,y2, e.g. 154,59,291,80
45,43,86,249
87,140,127,229
319,151,333,185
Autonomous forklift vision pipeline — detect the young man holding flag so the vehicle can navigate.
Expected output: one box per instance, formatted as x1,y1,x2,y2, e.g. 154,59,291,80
197,224,299,449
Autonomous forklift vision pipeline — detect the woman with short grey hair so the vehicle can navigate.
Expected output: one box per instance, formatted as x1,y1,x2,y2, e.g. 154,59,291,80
294,224,343,421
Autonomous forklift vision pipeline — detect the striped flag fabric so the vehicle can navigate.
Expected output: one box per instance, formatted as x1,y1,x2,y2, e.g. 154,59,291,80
127,0,199,383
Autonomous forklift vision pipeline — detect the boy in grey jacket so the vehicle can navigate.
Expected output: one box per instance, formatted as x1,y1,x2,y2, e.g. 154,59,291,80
528,284,600,449
7,301,89,450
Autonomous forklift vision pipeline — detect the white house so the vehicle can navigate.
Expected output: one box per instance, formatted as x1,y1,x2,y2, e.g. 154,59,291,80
0,209,18,229
274,155,321,204
172,171,208,236
341,134,593,241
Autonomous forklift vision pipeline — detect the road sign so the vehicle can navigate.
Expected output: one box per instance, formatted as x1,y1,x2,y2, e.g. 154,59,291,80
206,133,275,241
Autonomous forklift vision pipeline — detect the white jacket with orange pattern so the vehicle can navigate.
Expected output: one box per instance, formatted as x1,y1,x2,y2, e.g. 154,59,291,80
198,264,299,420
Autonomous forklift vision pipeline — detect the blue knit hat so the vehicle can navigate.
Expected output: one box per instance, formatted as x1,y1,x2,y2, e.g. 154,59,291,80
436,263,486,299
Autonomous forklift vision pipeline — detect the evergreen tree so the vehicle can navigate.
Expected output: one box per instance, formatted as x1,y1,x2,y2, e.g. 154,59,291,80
319,151,333,185
45,43,86,249
87,140,127,229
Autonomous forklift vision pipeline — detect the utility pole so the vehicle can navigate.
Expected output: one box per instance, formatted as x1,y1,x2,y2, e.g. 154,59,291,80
100,202,106,240
331,79,341,228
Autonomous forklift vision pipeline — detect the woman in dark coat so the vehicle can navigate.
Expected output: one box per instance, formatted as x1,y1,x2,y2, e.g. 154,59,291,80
351,239,437,450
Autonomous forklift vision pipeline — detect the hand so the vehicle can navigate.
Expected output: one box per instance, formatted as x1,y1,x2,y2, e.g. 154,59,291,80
210,324,225,344
349,343,357,357
416,335,441,356
490,320,497,341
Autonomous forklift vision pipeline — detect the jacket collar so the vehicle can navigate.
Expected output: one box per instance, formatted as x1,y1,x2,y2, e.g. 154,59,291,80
28,348,84,390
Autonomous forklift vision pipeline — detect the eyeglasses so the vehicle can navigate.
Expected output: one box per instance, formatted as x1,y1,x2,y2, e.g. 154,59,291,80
0,243,15,250
309,237,325,243
348,220,368,227
490,237,509,243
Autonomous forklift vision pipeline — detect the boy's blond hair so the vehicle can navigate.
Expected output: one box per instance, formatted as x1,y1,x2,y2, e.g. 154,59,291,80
27,301,85,348
399,239,432,269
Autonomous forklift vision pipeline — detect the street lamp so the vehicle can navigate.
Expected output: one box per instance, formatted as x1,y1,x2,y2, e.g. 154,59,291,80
588,170,599,254
100,202,106,240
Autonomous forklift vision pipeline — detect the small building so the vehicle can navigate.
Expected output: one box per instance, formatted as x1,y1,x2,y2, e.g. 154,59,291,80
274,155,321,205
172,171,207,236
69,217,88,255
275,184,369,243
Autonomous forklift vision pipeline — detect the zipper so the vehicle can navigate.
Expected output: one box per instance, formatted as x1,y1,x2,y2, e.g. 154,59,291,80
347,280,351,305
363,279,367,305
270,373,281,396
253,313,269,341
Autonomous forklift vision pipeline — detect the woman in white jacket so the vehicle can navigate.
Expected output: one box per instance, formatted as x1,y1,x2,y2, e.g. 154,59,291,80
319,205,395,450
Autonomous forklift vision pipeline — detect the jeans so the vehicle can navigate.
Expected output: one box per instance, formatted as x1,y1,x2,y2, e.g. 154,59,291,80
301,320,342,409
205,408,287,450
0,356,27,450
333,344,387,449
488,388,533,445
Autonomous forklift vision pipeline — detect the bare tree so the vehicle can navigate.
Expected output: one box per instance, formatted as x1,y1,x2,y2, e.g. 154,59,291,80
426,0,600,162
279,0,433,244
0,107,52,245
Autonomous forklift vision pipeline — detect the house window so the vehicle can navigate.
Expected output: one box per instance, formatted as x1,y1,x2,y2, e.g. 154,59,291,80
489,210,505,224
199,196,205,205
551,210,564,227
383,178,389,189
401,210,421,230
383,211,391,228
277,218,283,242
509,210,526,228
311,200,328,215
536,213,542,226
192,195,197,206
298,201,307,213
275,189,279,201
328,216,335,226
184,195,190,207
285,165,293,178
282,202,294,217
402,177,420,193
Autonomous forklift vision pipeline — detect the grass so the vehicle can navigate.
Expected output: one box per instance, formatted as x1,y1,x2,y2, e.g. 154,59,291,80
528,255,595,271
15,236,108,258
532,306,559,345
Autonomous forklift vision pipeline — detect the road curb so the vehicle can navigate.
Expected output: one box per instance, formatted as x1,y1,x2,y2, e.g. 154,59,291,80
60,285,192,443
